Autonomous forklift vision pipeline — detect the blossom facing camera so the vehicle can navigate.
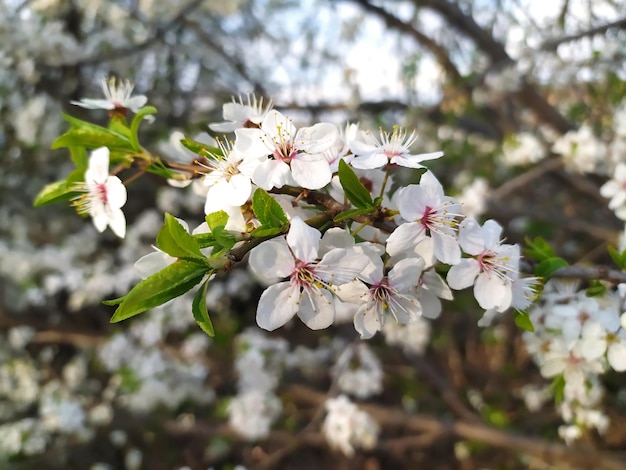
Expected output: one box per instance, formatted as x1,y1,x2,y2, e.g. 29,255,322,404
72,147,127,238
71,76,147,116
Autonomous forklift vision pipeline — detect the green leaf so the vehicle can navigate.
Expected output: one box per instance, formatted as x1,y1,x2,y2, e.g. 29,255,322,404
608,245,626,270
69,146,89,168
180,137,221,157
585,280,607,297
338,159,374,209
252,188,288,229
52,113,135,153
110,260,208,322
251,226,284,238
513,311,534,332
334,207,375,222
129,106,158,151
33,179,79,207
534,256,568,279
524,236,555,262
156,213,205,260
206,211,229,232
192,277,215,337
551,375,566,405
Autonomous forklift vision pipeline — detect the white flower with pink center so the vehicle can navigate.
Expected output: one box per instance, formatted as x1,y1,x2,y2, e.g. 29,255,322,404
447,218,520,312
72,147,127,238
248,217,368,331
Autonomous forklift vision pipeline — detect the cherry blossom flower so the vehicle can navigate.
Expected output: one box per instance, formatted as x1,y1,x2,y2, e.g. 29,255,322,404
338,252,425,339
600,163,626,220
235,110,338,190
386,171,462,264
208,93,273,133
447,218,519,312
72,147,127,238
322,395,379,457
71,76,147,115
201,137,262,210
248,217,368,331
349,126,443,169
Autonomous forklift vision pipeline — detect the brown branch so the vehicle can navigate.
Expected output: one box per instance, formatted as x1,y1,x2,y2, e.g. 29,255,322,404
551,265,626,284
287,384,626,470
540,16,626,51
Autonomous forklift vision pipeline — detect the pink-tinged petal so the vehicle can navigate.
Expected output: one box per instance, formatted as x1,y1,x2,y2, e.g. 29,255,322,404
317,248,369,285
389,257,424,291
297,287,335,330
608,343,626,372
432,232,461,265
134,251,174,279
252,159,291,190
256,282,299,331
474,273,508,310
249,239,293,282
104,176,127,209
386,222,426,257
291,158,332,189
350,152,388,169
447,259,480,290
354,305,383,339
287,217,320,263
107,207,126,238
296,122,338,154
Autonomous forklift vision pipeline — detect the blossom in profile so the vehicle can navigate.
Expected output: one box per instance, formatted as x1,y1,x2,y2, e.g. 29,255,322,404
72,147,127,238
349,126,443,169
71,76,147,115
209,93,273,133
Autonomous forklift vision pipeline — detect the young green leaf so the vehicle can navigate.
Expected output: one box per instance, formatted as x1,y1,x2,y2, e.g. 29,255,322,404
192,277,215,337
585,280,607,297
608,245,626,270
129,106,158,151
334,207,375,222
338,159,374,209
524,236,556,262
252,188,288,229
33,179,79,207
52,113,135,153
156,213,204,260
110,260,209,323
534,256,568,279
206,211,230,232
513,311,534,332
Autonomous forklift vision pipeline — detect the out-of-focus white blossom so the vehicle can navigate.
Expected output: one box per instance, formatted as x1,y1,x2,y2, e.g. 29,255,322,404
551,124,607,174
334,344,383,399
322,395,379,456
501,132,545,167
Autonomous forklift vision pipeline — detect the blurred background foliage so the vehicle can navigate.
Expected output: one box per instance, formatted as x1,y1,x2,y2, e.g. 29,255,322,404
2,0,626,468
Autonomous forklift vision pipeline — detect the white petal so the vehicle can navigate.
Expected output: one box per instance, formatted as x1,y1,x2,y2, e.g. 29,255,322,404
262,110,296,142
386,222,426,257
134,251,174,279
107,207,126,238
447,259,480,290
297,287,335,330
71,99,115,110
474,273,508,310
85,147,111,183
350,153,388,169
422,271,453,300
104,176,127,209
225,174,252,206
296,122,338,154
252,159,291,190
291,157,332,189
126,95,148,112
317,248,369,285
287,217,320,263
354,305,383,339
389,257,424,292
457,218,486,254
256,282,299,331
608,342,626,372
432,231,461,265
249,239,293,282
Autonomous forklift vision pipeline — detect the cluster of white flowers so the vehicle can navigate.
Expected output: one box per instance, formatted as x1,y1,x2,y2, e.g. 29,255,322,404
322,395,379,457
333,343,383,399
227,329,287,440
552,123,608,174
522,280,626,442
